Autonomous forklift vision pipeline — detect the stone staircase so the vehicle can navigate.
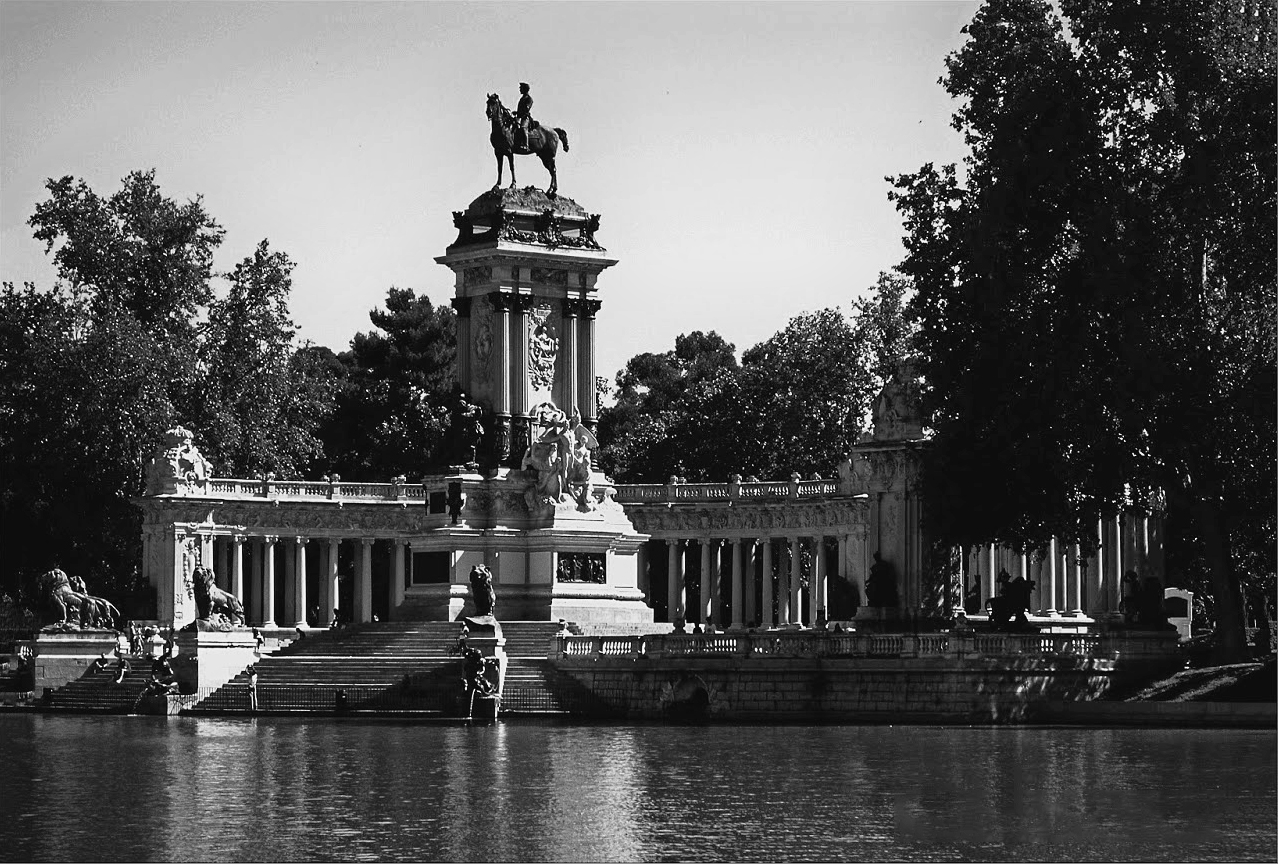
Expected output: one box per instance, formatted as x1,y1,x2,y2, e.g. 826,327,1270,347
188,620,596,716
42,657,158,713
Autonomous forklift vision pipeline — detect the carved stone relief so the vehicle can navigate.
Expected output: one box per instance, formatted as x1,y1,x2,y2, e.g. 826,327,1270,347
528,304,559,390
462,266,492,288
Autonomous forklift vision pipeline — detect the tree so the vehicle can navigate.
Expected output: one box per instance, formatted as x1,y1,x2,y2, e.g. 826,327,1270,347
596,331,740,481
197,240,337,478
316,288,457,480
891,0,1275,659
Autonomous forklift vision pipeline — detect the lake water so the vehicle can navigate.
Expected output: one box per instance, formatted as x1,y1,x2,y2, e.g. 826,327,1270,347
1,715,1273,862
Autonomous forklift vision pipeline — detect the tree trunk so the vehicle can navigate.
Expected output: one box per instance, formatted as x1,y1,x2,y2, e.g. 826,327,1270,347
1191,494,1249,664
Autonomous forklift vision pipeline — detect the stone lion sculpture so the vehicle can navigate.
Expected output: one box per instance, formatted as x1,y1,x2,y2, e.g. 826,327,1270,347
38,569,120,631
469,565,496,618
193,566,245,627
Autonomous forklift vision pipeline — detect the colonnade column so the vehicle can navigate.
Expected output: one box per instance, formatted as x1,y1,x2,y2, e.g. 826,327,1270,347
293,537,308,628
698,538,712,628
683,542,696,624
1071,543,1085,615
743,541,758,628
231,536,245,607
261,536,278,627
761,540,774,628
986,545,997,606
492,294,513,464
789,536,802,626
391,540,406,619
283,539,297,625
357,539,374,623
324,539,339,626
1045,539,1058,616
812,537,825,625
666,539,682,624
249,538,263,625
730,540,744,630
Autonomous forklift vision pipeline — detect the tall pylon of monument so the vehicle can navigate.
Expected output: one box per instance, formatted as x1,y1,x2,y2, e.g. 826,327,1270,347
438,187,616,466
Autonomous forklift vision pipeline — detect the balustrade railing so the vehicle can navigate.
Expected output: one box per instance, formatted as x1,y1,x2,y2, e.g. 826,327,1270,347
187,478,442,502
553,629,1121,662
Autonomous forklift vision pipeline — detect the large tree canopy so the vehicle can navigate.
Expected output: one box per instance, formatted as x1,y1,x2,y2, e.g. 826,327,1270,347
1,172,337,615
599,278,911,483
314,287,457,481
892,0,1275,659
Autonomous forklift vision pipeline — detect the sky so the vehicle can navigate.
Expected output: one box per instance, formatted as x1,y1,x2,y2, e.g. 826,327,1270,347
1,1,978,382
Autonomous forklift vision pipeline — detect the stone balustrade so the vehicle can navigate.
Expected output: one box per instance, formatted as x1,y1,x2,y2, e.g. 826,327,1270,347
206,477,444,502
612,476,847,504
550,629,1121,662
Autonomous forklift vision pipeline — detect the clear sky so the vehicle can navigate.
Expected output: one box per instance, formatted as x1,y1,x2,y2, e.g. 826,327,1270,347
1,1,977,382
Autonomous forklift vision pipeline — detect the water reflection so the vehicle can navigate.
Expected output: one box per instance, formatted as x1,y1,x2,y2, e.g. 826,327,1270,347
0,715,1272,862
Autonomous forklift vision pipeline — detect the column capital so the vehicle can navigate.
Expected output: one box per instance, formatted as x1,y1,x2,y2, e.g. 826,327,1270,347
294,536,309,546
360,538,375,548
393,538,409,548
263,535,279,545
232,534,246,546
488,291,516,313
510,293,537,313
450,296,473,316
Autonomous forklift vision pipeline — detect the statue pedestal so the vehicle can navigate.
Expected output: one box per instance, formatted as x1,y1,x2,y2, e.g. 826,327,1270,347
402,469,652,625
173,627,259,693
31,630,120,697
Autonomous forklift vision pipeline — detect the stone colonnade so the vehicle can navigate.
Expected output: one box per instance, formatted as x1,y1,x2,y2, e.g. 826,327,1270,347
959,509,1165,617
142,523,411,629
651,534,853,630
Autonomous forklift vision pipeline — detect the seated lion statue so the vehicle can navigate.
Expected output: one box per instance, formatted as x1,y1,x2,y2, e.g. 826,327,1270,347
193,566,245,627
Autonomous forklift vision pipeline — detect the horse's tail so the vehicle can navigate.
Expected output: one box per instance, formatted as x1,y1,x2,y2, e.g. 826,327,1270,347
555,128,569,152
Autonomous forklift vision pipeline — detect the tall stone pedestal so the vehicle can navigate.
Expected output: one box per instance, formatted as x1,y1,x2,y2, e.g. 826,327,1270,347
30,630,120,697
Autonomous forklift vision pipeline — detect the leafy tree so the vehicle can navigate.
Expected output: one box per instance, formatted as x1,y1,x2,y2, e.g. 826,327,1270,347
892,0,1275,659
316,288,457,480
597,331,740,481
197,240,337,478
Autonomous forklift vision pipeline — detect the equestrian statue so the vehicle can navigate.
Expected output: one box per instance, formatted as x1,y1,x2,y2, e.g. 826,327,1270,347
486,83,570,196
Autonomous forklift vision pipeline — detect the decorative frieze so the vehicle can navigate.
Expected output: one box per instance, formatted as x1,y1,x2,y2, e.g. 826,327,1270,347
462,266,492,288
527,304,560,390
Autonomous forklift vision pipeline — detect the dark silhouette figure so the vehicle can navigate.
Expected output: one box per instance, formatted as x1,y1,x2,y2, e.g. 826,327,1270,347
866,552,899,608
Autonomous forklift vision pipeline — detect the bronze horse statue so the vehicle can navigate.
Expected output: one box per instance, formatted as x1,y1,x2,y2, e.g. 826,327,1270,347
485,94,569,196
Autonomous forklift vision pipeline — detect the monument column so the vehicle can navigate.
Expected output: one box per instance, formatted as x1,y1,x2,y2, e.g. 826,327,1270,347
743,540,758,627
490,293,513,465
666,539,682,624
451,297,473,393
510,293,535,465
262,536,278,627
730,539,744,630
231,536,245,606
293,537,308,628
761,539,774,628
560,299,580,414
578,299,602,430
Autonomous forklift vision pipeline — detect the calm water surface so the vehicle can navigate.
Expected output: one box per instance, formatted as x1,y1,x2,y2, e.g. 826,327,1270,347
0,715,1273,862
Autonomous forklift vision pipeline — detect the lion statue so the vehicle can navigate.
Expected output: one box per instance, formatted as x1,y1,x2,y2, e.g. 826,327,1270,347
38,569,120,631
468,565,496,618
193,566,245,627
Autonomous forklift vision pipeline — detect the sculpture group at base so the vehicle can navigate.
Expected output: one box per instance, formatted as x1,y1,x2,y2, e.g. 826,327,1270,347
521,403,598,511
38,569,120,631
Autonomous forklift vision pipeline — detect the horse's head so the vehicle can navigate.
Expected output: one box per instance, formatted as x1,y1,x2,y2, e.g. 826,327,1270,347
485,93,503,120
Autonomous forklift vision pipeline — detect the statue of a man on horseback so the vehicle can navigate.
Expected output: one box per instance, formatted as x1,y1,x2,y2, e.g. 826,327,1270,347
486,85,570,195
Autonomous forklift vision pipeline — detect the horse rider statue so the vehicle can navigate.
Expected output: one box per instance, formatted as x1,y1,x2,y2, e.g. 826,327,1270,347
515,82,534,150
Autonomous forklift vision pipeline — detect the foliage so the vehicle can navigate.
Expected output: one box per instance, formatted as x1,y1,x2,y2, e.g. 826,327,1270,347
315,287,457,480
196,240,337,478
891,0,1275,659
1,172,339,613
598,281,913,482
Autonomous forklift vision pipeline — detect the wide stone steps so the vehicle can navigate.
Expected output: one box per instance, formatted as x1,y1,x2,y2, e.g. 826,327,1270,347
188,621,576,714
43,660,160,713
